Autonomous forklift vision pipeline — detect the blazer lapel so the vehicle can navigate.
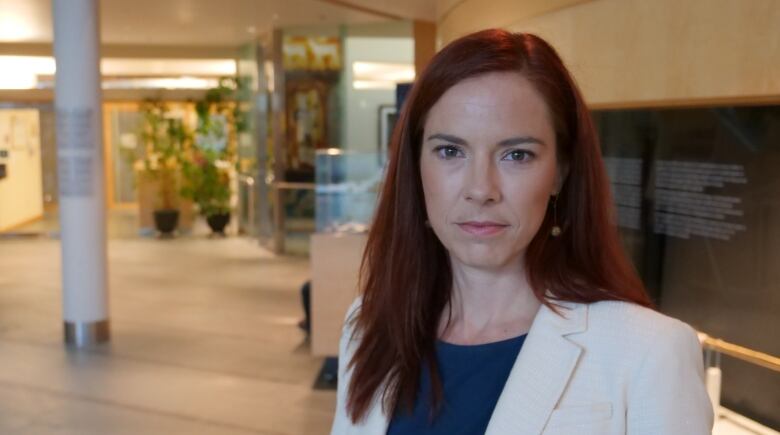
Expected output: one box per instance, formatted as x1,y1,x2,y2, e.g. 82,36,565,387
485,300,589,435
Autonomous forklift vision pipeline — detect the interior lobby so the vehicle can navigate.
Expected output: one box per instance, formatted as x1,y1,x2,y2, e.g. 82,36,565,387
0,0,778,434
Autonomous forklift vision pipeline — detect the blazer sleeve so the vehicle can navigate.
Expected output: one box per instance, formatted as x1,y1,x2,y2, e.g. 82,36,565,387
626,320,714,435
330,298,362,435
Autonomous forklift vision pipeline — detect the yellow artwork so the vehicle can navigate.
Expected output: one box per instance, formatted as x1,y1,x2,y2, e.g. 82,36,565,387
283,37,341,71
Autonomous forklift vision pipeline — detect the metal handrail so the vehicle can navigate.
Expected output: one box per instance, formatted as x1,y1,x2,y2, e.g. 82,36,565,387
273,181,315,190
699,333,780,373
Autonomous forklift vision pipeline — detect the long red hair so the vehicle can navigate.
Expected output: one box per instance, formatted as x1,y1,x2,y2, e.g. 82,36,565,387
346,29,653,423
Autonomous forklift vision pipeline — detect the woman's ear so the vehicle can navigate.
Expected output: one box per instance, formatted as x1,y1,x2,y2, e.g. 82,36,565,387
553,160,570,195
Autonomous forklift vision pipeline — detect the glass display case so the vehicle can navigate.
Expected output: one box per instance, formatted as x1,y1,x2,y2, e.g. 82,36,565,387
315,148,386,233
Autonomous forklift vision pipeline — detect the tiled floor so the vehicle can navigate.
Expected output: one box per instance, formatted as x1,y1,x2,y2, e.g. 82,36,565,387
1,208,315,256
0,236,334,434
1,207,142,239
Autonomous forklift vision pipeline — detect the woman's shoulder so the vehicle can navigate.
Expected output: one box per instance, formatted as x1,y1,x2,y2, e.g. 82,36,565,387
583,299,702,354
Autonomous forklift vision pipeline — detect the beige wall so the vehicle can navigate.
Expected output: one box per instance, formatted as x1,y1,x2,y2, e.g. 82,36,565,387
436,0,588,45
438,0,780,106
0,109,43,231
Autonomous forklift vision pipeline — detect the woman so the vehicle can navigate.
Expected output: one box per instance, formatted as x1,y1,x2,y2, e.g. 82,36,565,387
331,29,713,435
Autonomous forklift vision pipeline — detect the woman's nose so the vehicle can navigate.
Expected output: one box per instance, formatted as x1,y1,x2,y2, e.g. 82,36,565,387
463,158,501,204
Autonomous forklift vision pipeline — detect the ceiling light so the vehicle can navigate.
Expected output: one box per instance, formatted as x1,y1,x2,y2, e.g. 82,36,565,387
0,13,35,41
0,56,56,89
352,62,415,90
101,58,236,76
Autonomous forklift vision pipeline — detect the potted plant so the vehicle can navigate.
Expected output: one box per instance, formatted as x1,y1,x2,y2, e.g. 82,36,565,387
133,100,189,237
180,78,246,236
181,147,233,235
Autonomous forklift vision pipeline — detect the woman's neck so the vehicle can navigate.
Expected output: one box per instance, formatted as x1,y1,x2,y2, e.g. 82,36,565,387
439,257,541,345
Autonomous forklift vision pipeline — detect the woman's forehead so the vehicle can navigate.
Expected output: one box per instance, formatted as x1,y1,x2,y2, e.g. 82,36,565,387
424,73,554,140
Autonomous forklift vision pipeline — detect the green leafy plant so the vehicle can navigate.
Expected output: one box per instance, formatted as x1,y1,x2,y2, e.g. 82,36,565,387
132,99,190,210
180,148,232,217
180,76,249,218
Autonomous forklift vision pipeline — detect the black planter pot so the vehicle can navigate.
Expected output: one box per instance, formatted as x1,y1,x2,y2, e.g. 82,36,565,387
153,209,179,237
206,212,231,235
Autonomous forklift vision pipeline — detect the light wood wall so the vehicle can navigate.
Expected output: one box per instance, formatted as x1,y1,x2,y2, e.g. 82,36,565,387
437,0,780,107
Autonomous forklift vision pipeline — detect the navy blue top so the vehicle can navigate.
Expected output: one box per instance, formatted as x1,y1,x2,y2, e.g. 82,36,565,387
386,333,527,435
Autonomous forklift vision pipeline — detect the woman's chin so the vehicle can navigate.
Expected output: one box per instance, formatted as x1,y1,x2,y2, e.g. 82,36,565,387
449,247,520,270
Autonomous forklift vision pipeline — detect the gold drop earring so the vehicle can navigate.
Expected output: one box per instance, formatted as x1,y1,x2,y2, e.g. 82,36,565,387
551,194,562,237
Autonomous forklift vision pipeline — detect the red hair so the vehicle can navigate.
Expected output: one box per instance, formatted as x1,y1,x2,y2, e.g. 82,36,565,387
346,29,652,423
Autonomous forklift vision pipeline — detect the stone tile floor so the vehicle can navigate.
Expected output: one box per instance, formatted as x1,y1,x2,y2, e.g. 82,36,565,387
0,236,333,434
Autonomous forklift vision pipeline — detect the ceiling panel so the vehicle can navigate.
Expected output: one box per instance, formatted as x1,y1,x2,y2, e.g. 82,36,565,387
0,0,51,42
318,0,436,21
0,0,425,46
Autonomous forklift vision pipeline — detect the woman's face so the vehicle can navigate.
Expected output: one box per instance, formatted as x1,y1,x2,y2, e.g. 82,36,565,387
420,71,565,270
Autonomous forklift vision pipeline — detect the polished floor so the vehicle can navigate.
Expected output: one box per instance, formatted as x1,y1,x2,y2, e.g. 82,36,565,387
1,207,314,256
0,235,334,434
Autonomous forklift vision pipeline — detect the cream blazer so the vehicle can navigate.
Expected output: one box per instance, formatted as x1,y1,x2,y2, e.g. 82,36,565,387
331,298,714,435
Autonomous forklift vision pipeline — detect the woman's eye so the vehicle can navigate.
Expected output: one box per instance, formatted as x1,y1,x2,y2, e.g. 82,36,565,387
434,145,463,159
503,150,534,162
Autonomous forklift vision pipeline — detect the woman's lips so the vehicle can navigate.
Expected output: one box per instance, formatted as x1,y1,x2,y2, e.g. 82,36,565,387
456,221,509,236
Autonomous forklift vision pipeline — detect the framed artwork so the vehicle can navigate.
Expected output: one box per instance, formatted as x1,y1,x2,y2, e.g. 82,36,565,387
286,78,331,172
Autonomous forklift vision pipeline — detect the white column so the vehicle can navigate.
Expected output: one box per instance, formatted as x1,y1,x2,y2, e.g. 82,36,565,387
52,0,110,346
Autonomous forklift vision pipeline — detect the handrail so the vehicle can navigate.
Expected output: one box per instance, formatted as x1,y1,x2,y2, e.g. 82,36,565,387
699,333,780,373
273,181,315,190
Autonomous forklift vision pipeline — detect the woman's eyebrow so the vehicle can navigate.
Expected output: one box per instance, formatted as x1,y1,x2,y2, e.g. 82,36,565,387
426,133,546,147
426,133,467,145
497,136,546,147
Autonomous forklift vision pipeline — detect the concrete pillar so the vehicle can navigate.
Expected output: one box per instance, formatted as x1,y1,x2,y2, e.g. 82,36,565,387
52,0,110,346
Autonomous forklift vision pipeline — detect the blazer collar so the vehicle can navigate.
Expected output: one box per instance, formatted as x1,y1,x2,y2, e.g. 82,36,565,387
357,300,590,435
485,300,589,435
